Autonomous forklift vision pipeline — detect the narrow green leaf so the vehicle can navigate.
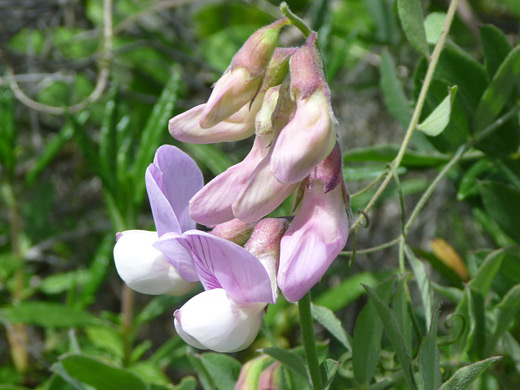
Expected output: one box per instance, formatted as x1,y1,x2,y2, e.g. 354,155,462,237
391,276,412,355
133,69,180,204
380,50,411,129
486,284,520,355
439,357,501,390
503,332,520,374
78,233,113,308
39,270,90,295
200,353,241,390
417,85,458,136
311,303,351,350
424,12,446,44
468,249,504,296
352,276,395,385
474,46,520,133
431,282,464,304
1,302,99,327
60,354,146,390
25,120,76,185
365,0,398,45
186,348,215,390
405,246,433,328
480,24,513,78
397,0,429,56
344,165,406,182
261,347,308,380
0,89,16,175
321,359,340,390
480,181,520,243
418,307,441,390
363,284,417,390
456,159,495,201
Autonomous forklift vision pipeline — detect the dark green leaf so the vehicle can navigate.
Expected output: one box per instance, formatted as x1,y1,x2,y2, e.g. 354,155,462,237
365,0,398,44
480,24,513,78
397,0,428,56
485,284,520,355
133,69,181,204
60,354,146,390
474,46,520,133
0,89,16,175
456,159,495,201
1,302,99,327
363,285,417,390
186,348,215,390
200,353,241,390
343,144,450,167
391,276,412,355
261,347,308,379
439,357,501,390
352,276,395,385
418,307,441,390
311,303,351,350
380,50,411,129
480,181,520,243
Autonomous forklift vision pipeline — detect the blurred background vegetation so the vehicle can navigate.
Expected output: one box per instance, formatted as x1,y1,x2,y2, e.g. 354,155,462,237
1,0,520,389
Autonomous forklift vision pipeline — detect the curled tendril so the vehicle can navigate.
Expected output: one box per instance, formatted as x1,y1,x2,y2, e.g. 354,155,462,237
438,313,466,346
357,209,370,228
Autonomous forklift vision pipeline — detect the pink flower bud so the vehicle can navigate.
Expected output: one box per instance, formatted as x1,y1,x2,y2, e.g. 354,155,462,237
278,177,349,302
211,219,257,246
189,133,272,226
235,356,273,390
245,218,289,302
270,33,336,184
258,361,282,390
199,19,288,128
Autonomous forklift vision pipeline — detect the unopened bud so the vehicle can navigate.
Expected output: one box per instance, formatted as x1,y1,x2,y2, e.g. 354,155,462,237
258,361,282,390
211,219,256,246
310,141,343,193
235,355,273,390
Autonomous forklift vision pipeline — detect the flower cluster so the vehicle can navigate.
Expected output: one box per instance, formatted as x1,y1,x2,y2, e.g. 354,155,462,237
113,19,349,353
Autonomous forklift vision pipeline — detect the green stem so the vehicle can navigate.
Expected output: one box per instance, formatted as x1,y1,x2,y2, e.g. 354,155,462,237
340,236,401,256
349,0,460,233
298,293,323,390
280,2,312,37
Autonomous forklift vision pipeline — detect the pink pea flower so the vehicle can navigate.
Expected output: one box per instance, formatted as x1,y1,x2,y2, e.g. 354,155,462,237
277,143,349,302
270,32,336,184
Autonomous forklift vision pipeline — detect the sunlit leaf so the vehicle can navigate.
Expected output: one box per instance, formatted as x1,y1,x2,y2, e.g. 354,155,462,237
417,85,458,137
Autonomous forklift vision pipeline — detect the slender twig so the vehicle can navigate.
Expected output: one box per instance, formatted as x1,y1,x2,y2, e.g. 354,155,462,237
280,2,312,37
298,293,323,390
1,0,113,115
350,167,389,199
341,236,401,256
349,0,460,233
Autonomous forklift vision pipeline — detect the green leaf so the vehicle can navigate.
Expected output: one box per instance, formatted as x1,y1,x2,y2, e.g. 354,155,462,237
321,359,340,390
480,24,513,78
397,0,428,56
352,276,395,385
380,50,411,129
1,302,99,327
133,69,181,204
25,119,76,185
200,353,241,390
405,246,433,328
485,284,520,355
60,354,146,390
261,347,308,379
363,285,417,390
418,307,441,390
417,85,458,136
391,276,412,355
343,144,450,167
39,270,90,295
440,357,501,390
311,303,351,350
315,271,392,311
0,89,16,176
468,249,504,296
78,233,114,308
431,282,464,304
344,165,406,182
174,377,197,390
480,181,520,243
186,348,215,390
135,291,198,325
424,12,446,45
365,0,398,45
474,46,520,133
99,84,120,192
456,159,495,201
85,325,123,358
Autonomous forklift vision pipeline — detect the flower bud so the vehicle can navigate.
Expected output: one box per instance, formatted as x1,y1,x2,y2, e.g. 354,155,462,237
211,219,257,246
270,33,336,184
245,218,289,301
114,230,197,295
199,19,288,128
189,133,272,226
258,361,282,390
174,288,266,352
235,356,273,390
